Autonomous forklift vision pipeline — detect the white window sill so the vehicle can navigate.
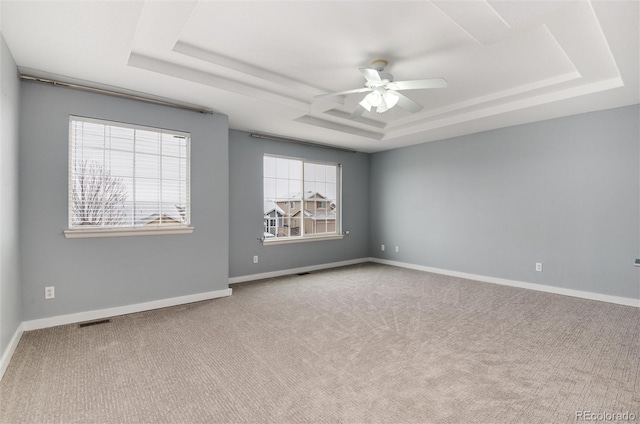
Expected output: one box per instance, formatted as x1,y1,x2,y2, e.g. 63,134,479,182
64,226,194,239
262,234,343,245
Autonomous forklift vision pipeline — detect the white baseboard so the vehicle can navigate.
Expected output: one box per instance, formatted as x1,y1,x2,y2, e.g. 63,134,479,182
228,258,370,284
22,288,233,331
0,323,24,381
370,258,640,308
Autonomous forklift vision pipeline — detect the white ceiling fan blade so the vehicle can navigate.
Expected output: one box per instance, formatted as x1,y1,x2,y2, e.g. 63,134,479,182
359,68,382,83
314,87,371,99
391,91,424,113
387,78,448,91
349,105,367,119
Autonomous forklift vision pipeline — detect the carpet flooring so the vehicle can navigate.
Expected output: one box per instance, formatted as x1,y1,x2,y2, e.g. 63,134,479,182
1,263,638,423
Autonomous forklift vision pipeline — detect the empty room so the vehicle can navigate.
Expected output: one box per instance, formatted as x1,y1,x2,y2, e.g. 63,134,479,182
0,1,638,423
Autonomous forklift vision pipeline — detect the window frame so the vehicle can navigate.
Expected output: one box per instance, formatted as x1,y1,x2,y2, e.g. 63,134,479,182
262,154,343,245
64,116,194,239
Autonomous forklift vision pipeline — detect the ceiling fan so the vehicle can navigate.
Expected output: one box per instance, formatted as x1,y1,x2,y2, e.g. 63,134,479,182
315,59,447,118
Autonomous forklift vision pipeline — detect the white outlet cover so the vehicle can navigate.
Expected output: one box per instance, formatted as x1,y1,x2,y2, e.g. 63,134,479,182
45,286,55,299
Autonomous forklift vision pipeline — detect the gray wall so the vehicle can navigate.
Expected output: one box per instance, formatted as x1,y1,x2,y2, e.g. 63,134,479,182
0,34,22,355
370,105,640,300
229,130,370,277
8,72,640,328
19,81,229,321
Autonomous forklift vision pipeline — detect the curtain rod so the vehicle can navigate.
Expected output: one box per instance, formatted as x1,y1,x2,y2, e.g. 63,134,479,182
20,75,214,115
250,133,357,153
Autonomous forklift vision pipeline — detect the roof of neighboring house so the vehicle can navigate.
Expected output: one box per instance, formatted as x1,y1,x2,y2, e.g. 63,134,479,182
303,209,336,220
132,203,185,226
274,191,329,202
264,200,285,216
138,213,184,226
304,191,327,200
109,202,186,226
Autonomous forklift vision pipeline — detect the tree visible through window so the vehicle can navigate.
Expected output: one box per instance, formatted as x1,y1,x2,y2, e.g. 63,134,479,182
72,160,128,226
68,117,190,231
263,155,340,240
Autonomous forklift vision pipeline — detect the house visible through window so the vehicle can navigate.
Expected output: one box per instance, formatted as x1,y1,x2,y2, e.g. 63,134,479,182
68,116,191,235
263,154,340,241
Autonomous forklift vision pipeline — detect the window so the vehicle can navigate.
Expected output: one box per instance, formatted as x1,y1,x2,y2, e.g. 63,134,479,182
65,116,192,238
263,155,341,243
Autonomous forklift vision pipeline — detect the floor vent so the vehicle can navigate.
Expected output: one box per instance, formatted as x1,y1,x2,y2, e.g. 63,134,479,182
78,319,111,328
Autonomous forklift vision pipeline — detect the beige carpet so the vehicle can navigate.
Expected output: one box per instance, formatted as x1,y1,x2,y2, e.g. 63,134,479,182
1,263,638,423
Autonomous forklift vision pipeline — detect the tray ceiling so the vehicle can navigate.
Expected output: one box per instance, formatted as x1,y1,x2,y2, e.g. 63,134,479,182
1,1,638,152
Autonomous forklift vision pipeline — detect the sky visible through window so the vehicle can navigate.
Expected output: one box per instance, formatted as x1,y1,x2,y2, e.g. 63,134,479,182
263,156,337,201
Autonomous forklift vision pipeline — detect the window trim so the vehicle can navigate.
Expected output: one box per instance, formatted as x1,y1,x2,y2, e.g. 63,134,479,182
262,233,343,245
66,116,192,238
64,226,194,239
262,154,342,245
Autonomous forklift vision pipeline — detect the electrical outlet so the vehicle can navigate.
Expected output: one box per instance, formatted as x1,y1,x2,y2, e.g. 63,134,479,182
45,286,55,299
395,246,399,253
253,255,259,264
535,262,543,272
381,244,385,251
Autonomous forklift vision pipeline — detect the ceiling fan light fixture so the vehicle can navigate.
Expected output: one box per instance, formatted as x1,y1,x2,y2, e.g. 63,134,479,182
365,90,383,107
376,99,389,113
366,90,400,114
383,91,399,109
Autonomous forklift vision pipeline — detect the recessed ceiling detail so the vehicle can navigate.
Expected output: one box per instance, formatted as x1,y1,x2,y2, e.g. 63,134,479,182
1,0,637,152
127,53,310,111
173,41,326,97
430,0,512,45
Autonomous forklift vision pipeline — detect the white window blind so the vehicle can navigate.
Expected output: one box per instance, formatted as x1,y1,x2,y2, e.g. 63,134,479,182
68,116,191,232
